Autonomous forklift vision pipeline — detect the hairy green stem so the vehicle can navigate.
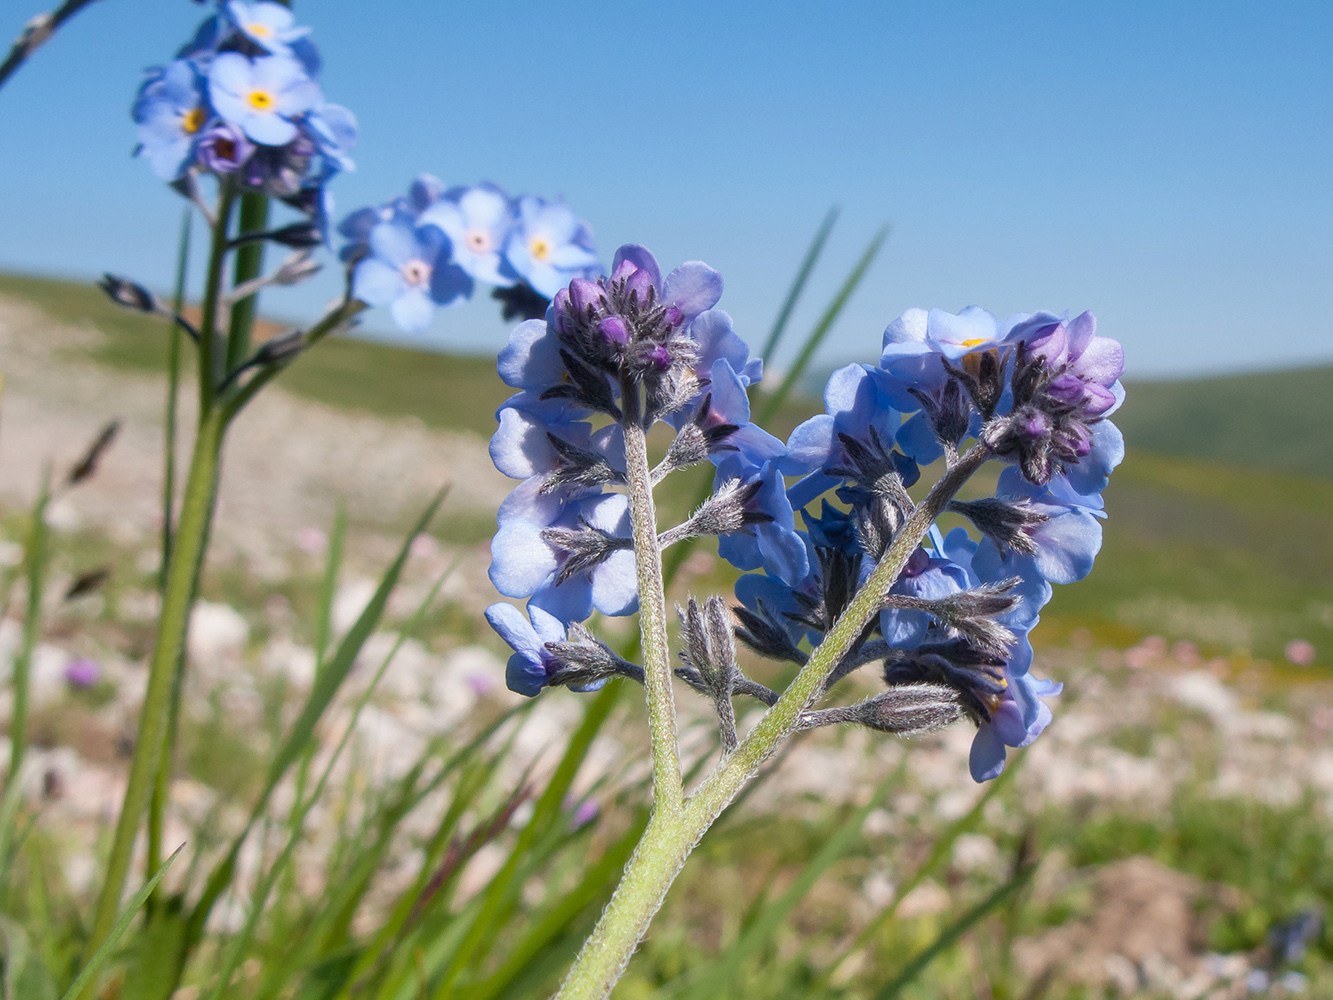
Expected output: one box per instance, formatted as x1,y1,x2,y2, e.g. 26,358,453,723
554,446,990,999
620,417,683,815
82,408,225,978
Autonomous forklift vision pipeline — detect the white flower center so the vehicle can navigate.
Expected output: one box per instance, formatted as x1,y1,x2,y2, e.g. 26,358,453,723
401,259,432,287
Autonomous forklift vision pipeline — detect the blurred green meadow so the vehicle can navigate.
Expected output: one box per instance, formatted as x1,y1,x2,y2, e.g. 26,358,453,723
1,271,1331,999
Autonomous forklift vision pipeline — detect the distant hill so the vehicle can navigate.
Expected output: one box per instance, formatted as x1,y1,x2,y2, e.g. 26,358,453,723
1115,366,1333,479
805,359,1333,479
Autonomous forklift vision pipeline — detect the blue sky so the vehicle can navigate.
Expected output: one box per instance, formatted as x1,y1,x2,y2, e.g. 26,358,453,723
0,0,1329,377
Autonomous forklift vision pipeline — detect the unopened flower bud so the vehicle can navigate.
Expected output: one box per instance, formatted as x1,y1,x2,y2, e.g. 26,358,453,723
598,315,631,346
97,274,156,313
265,221,324,249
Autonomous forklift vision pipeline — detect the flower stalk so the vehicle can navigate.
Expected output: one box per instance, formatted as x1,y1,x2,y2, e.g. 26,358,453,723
620,414,684,815
84,406,225,964
554,445,991,999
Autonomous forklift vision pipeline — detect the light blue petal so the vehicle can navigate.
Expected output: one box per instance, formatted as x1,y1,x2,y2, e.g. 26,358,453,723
662,261,723,318
389,287,435,334
611,244,661,289
489,520,557,598
485,602,541,662
591,549,639,617
497,319,562,390
780,414,835,476
351,258,404,307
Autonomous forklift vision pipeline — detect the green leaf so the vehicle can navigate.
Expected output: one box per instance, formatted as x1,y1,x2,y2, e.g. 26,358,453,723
758,224,890,424
674,762,907,999
816,758,1021,989
185,489,446,959
0,916,58,1000
757,206,840,365
872,864,1037,1000
59,847,182,1000
118,895,188,1000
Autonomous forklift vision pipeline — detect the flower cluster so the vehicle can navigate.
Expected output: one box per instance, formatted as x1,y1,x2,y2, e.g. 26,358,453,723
339,176,600,334
485,248,1125,782
132,1,355,208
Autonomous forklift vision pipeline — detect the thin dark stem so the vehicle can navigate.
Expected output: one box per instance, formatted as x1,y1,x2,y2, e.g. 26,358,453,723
0,0,101,91
734,676,779,706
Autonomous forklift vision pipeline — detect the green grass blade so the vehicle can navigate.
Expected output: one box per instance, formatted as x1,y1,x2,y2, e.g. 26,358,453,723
58,847,183,1000
758,223,890,424
423,680,624,998
0,471,51,898
325,711,529,1000
6,468,50,790
314,501,348,667
674,762,907,999
758,206,840,365
184,489,445,959
872,864,1037,1000
817,756,1020,988
465,812,651,1000
201,556,457,999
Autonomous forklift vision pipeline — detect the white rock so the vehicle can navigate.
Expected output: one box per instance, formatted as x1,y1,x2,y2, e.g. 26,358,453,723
1169,671,1238,726
188,601,249,663
260,638,317,690
952,833,1001,874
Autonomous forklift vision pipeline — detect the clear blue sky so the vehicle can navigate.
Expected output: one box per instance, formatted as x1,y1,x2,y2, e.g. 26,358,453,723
0,0,1329,377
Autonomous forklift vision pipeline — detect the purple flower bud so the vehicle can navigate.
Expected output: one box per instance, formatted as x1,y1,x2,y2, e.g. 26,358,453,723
610,257,639,282
662,305,683,328
1046,373,1086,407
1019,410,1051,439
551,287,574,333
197,123,254,174
645,344,672,369
1081,382,1117,417
1025,321,1067,363
902,546,931,579
569,277,604,315
65,657,101,689
598,315,630,346
624,266,655,304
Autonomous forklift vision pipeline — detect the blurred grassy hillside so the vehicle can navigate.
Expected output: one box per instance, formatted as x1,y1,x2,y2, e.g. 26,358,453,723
2,271,1329,667
1114,365,1333,479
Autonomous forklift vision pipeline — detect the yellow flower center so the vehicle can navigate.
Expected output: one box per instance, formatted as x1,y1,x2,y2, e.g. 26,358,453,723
466,230,491,254
401,260,432,287
959,337,988,347
247,22,273,38
247,89,275,112
529,237,551,262
180,106,206,134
